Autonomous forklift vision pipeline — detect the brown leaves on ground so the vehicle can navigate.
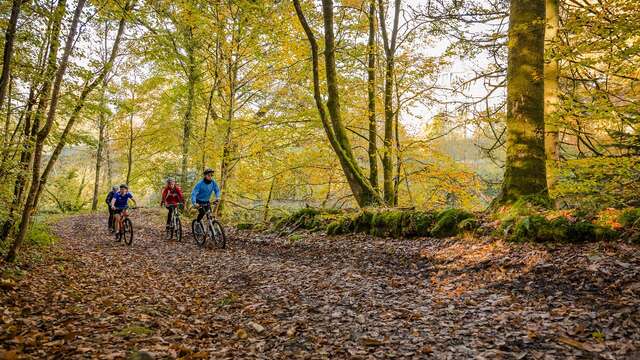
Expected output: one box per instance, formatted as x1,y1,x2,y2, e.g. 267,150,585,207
1,210,640,359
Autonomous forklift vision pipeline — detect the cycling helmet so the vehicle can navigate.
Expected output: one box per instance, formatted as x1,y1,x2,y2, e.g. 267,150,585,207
166,177,175,184
203,168,215,175
111,186,118,192
119,183,128,189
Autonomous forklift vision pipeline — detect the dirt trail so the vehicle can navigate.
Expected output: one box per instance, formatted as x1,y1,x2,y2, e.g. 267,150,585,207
1,211,640,359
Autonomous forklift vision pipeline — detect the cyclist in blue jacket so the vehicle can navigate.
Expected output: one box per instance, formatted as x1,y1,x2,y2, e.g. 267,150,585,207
191,168,221,223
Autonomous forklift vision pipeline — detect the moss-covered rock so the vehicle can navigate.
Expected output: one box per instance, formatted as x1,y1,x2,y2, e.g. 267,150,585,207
430,208,474,238
274,208,342,231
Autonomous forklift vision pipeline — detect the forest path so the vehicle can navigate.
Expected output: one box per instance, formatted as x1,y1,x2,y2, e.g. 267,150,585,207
1,210,640,359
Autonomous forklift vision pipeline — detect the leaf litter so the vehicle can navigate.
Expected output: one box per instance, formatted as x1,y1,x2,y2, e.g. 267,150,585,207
1,210,639,359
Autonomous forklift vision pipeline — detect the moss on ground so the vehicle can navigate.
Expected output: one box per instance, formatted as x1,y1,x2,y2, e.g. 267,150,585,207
509,215,619,243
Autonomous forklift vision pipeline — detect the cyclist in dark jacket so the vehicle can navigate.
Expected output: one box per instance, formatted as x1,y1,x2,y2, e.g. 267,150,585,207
106,186,118,231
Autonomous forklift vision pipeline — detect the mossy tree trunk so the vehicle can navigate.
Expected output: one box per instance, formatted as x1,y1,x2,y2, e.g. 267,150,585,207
293,0,383,208
494,0,549,206
366,0,378,191
378,0,401,206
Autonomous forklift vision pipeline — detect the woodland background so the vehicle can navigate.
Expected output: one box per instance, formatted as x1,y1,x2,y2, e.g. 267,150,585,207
0,0,638,258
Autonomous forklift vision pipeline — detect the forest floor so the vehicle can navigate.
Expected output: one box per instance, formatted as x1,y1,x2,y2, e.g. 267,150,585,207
1,210,640,359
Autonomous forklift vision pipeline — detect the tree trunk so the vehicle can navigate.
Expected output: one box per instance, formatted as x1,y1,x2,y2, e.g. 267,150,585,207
106,131,113,186
366,0,378,191
378,0,401,206
35,5,131,209
493,0,548,206
393,83,401,207
201,85,216,173
263,177,276,222
2,74,12,152
91,85,107,211
7,0,85,262
0,0,22,112
181,28,196,187
293,0,382,208
218,87,234,216
544,0,560,164
126,113,133,185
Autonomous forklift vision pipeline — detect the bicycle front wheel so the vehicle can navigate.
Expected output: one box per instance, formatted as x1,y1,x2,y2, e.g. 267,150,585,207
123,218,134,245
175,217,183,242
211,220,226,249
164,223,173,240
192,220,206,247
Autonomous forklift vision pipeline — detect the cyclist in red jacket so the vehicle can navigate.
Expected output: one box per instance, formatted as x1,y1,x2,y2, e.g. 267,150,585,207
160,177,184,229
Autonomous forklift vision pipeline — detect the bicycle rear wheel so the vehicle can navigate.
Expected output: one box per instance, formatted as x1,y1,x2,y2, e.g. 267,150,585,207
211,220,226,249
123,218,134,245
192,220,206,247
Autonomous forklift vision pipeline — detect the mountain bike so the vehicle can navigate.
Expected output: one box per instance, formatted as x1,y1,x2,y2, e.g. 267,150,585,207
114,207,136,245
191,202,226,248
164,204,183,242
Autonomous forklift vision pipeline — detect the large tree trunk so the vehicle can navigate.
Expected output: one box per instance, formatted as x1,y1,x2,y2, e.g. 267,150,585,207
544,0,560,163
494,0,548,206
0,0,22,112
378,0,401,206
366,0,378,191
293,0,382,208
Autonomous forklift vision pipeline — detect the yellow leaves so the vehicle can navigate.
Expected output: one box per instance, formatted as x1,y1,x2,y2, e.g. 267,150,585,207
342,0,365,9
235,328,248,339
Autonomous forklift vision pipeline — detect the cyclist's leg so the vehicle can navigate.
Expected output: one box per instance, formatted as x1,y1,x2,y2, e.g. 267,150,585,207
114,211,121,232
196,206,206,223
108,206,114,229
166,206,174,227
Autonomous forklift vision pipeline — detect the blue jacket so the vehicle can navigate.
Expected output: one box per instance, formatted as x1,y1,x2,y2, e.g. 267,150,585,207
191,179,220,205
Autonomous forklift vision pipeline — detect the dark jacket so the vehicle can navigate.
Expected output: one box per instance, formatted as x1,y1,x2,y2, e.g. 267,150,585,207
105,190,116,205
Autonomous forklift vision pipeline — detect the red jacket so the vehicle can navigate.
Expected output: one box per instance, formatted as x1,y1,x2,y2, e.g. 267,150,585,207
161,185,184,206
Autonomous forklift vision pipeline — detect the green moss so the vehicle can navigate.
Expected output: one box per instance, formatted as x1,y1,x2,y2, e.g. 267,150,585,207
274,208,341,231
565,221,596,243
353,211,374,233
235,222,254,230
594,227,619,241
457,218,479,232
619,208,640,228
27,222,56,246
430,209,474,238
115,325,153,337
